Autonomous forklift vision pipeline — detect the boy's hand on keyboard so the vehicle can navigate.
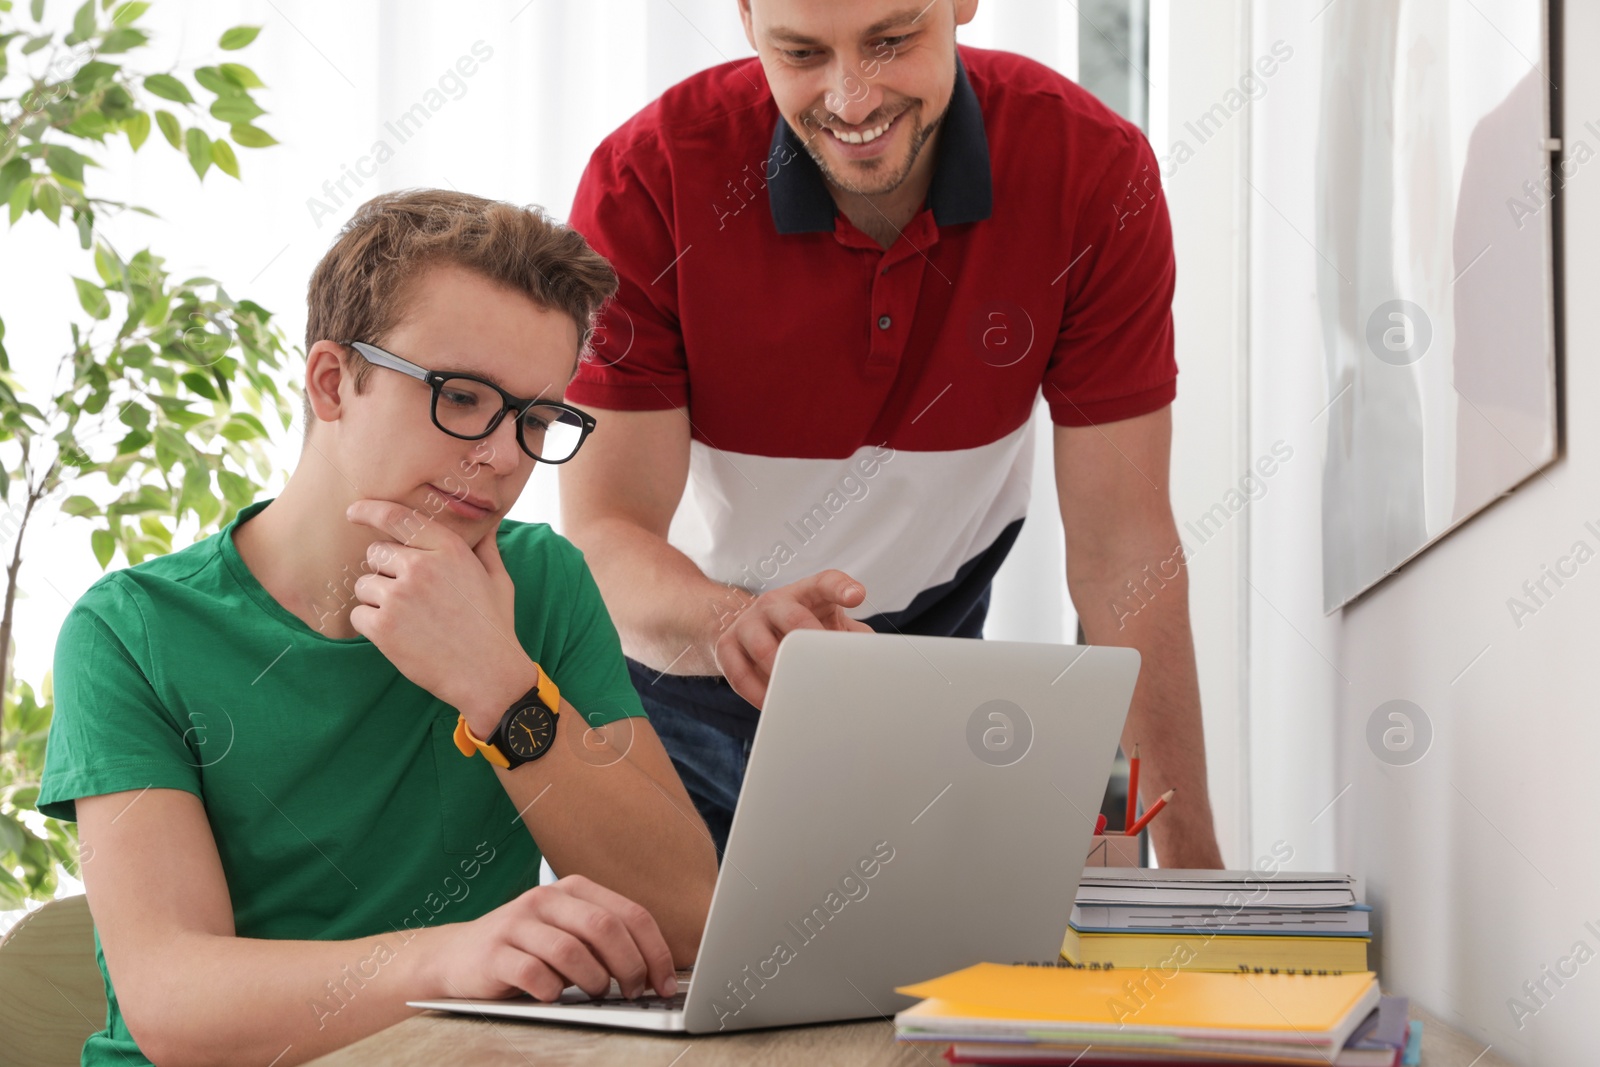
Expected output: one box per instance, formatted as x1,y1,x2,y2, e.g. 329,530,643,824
425,874,679,1003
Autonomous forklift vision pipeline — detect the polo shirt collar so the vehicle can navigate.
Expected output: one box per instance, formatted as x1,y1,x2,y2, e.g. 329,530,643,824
766,55,994,235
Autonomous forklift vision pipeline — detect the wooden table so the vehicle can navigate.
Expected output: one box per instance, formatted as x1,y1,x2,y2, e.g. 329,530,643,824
306,1003,1517,1066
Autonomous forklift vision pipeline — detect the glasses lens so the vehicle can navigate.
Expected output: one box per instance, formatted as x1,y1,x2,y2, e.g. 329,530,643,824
432,377,586,461
433,377,503,437
521,404,585,462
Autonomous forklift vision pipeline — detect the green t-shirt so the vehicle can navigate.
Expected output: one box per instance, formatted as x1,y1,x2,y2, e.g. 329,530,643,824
37,498,647,1067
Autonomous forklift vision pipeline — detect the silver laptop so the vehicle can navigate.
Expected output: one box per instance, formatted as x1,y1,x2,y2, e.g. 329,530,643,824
409,630,1139,1033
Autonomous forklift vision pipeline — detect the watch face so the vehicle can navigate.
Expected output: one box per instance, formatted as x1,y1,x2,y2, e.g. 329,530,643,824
504,702,556,761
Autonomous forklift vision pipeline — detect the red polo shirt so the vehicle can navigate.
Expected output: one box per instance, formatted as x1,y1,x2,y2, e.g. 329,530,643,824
568,46,1177,737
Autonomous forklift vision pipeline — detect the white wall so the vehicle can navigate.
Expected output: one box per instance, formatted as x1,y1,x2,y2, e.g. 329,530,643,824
1249,1,1595,1063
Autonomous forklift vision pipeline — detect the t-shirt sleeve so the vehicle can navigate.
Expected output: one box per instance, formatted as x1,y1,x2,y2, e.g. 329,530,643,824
564,133,691,412
1044,128,1178,427
36,581,201,823
544,540,647,730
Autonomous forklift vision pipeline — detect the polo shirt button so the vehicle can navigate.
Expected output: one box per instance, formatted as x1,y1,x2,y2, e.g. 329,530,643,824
877,315,892,330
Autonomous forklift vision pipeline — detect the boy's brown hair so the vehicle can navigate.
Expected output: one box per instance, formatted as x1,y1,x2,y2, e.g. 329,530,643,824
303,189,617,428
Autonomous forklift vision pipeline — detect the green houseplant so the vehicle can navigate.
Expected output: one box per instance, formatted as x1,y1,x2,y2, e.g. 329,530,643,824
0,0,296,907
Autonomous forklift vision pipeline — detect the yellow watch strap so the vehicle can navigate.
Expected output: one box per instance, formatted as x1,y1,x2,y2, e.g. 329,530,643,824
453,715,511,768
453,664,560,769
530,663,562,721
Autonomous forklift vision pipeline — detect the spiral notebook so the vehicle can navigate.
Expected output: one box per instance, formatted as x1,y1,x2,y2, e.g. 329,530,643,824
894,962,1381,1064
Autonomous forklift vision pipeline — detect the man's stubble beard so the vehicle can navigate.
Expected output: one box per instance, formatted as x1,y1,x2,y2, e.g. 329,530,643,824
801,101,949,198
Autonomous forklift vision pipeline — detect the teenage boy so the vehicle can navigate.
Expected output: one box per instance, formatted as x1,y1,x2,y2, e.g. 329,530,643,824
38,189,717,1067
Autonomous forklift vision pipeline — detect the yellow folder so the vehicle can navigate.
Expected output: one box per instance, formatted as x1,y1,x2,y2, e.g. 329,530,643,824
896,963,1378,1034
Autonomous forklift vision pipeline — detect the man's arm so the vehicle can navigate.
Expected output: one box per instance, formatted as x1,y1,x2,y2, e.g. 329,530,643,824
79,788,679,1067
560,407,870,706
1054,406,1225,869
559,407,734,676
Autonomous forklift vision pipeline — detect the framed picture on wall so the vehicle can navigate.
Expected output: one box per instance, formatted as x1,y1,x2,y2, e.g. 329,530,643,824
1316,0,1560,611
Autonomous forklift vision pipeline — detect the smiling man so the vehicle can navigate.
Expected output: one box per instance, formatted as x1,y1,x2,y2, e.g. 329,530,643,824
37,190,717,1067
561,0,1225,868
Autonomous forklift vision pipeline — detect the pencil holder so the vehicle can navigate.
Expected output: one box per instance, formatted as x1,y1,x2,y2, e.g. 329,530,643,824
1085,831,1142,867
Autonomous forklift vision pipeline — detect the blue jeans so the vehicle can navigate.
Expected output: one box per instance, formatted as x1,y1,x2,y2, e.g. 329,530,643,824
641,697,751,859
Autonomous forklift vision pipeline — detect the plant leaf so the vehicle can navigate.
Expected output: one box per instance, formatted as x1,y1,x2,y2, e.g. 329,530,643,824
220,412,266,440
111,1,150,24
72,276,109,319
183,126,210,178
124,109,150,150
9,175,35,223
218,24,260,50
209,138,238,179
60,495,100,518
208,95,262,124
0,158,29,204
154,109,181,149
90,527,115,568
192,65,234,96
0,812,28,858
69,0,93,42
97,26,146,53
180,371,218,400
92,243,121,284
228,123,277,148
142,73,193,104
114,427,150,453
43,144,94,184
33,180,60,223
218,62,263,89
70,60,117,92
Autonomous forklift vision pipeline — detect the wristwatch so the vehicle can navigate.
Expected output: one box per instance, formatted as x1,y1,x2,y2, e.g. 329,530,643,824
453,665,562,770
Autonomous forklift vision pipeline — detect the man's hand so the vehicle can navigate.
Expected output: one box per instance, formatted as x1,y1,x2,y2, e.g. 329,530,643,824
714,569,873,709
345,499,533,717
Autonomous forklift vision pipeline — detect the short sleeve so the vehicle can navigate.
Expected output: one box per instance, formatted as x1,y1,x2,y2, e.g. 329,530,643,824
36,583,200,823
565,134,690,411
545,543,647,731
1044,129,1178,427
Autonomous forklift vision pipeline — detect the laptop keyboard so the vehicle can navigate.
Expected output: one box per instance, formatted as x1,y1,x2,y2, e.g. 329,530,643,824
554,989,688,1011
552,972,692,1011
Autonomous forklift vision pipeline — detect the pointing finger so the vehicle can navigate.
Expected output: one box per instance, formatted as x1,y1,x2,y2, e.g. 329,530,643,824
795,569,866,612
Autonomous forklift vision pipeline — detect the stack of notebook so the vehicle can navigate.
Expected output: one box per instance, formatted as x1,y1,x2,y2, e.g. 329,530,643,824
1063,868,1371,973
894,963,1421,1066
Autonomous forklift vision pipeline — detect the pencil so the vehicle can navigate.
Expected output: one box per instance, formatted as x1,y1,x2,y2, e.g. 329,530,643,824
1125,743,1141,833
1126,787,1174,837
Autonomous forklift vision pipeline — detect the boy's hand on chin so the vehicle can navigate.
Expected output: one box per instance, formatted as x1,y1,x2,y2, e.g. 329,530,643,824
344,498,534,713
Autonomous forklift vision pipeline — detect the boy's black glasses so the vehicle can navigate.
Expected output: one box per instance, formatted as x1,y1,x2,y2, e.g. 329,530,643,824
343,341,596,464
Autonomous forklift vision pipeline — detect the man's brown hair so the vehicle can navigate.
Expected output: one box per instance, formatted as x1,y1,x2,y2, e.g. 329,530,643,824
303,188,617,427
